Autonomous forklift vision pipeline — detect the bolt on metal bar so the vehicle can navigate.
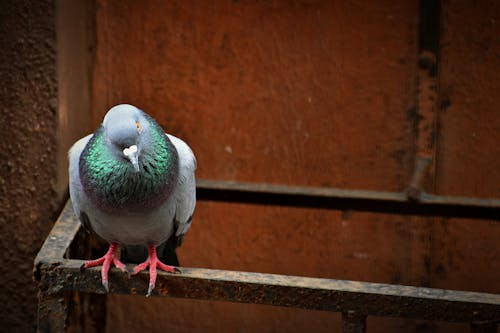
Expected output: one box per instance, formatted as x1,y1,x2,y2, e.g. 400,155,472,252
406,155,433,201
196,179,500,220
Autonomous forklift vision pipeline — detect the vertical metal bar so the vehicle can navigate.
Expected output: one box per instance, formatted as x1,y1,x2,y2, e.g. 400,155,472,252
412,0,442,194
470,322,497,333
66,292,107,333
82,294,107,333
342,310,367,333
37,290,70,333
407,155,432,200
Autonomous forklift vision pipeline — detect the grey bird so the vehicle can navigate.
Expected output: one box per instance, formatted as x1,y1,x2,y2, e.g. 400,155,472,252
69,104,196,296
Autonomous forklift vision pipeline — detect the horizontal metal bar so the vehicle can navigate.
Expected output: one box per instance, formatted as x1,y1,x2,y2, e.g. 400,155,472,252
196,179,500,220
36,260,500,323
34,203,500,325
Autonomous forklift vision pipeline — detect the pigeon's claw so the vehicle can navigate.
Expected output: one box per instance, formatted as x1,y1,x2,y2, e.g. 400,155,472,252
131,245,179,296
102,280,109,293
147,283,155,297
83,242,127,292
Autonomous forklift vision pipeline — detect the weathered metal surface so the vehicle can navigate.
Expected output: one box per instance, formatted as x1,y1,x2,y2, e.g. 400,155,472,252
470,322,497,333
342,311,367,333
40,255,500,324
37,259,500,324
406,155,432,201
80,1,500,332
37,290,70,333
35,202,500,327
409,0,441,204
34,201,81,278
196,179,500,220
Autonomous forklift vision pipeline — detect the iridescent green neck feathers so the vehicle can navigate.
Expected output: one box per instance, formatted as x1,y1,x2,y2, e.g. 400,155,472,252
79,118,178,214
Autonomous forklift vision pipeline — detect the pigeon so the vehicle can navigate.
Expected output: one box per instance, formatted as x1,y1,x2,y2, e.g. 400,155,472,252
68,104,196,296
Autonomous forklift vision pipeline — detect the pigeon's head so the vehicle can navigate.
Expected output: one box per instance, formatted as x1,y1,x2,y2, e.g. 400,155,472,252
102,104,151,172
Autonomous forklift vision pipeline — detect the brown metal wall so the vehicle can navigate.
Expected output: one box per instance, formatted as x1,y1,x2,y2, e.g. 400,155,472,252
79,1,499,332
91,0,418,191
430,0,500,293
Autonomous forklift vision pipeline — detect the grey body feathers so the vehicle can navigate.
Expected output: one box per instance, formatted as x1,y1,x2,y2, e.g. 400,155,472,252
69,133,196,247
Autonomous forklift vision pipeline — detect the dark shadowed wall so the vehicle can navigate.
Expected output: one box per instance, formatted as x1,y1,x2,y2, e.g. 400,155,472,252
0,0,59,332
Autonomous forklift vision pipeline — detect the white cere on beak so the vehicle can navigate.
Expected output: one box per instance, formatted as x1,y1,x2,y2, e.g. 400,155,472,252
123,145,138,157
123,145,140,172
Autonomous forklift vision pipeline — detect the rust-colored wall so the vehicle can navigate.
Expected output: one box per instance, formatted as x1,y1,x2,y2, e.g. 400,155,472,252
437,0,500,199
429,0,500,292
91,1,426,332
92,0,418,192
0,0,59,332
61,0,498,332
75,1,500,332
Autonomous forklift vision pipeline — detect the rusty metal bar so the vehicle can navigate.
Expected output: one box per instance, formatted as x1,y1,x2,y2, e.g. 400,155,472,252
37,290,70,333
34,203,500,329
406,155,432,201
471,322,497,333
34,201,80,280
408,0,441,205
196,179,500,220
36,260,500,324
342,311,367,333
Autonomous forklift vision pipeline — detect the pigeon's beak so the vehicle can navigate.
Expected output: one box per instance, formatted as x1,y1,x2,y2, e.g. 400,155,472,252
123,145,140,172
129,153,140,173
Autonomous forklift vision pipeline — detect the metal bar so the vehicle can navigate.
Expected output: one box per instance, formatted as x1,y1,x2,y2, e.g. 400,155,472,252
34,201,80,265
33,203,500,325
409,0,441,204
418,0,441,57
37,290,70,333
406,155,432,201
196,179,500,220
342,311,367,333
471,322,497,333
36,259,500,324
66,292,107,333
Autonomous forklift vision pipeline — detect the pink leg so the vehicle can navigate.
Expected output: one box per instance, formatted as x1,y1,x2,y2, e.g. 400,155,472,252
132,245,180,296
83,242,128,292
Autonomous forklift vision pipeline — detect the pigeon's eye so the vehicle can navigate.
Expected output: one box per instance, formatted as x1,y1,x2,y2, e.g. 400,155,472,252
135,121,142,134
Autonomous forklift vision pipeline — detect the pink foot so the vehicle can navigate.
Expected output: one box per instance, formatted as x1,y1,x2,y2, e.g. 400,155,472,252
82,242,128,292
131,245,180,296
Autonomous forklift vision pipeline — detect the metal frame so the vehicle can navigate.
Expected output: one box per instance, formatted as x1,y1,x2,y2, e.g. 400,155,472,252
34,180,500,333
35,1,500,331
196,179,500,220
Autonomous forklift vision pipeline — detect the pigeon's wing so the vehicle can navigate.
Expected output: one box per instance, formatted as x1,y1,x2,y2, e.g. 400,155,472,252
68,134,93,231
167,134,197,247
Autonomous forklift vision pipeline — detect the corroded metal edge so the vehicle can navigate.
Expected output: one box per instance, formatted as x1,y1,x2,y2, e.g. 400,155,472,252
35,199,500,327
34,200,80,281
37,259,500,323
196,179,500,219
34,203,500,323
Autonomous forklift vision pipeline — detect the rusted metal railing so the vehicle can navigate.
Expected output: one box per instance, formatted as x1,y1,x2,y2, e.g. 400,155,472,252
34,179,500,332
196,179,500,220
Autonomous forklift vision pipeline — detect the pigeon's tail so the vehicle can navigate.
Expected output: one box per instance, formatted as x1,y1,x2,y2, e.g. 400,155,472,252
122,234,179,266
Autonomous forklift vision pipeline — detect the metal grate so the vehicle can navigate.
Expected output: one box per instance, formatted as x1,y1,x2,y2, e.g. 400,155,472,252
34,179,500,333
